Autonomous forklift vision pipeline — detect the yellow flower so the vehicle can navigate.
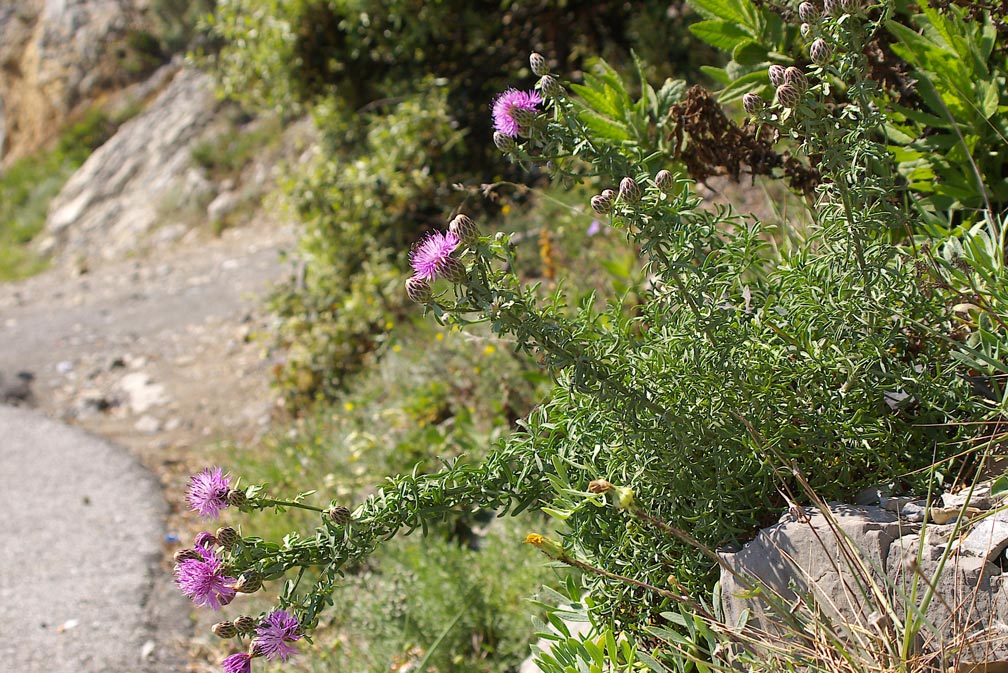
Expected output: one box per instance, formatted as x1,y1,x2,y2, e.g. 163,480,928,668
385,321,394,330
483,344,496,355
392,344,401,353
344,402,355,411
436,333,444,342
501,204,511,215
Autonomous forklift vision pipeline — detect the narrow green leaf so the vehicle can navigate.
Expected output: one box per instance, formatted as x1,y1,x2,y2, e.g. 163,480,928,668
689,20,752,52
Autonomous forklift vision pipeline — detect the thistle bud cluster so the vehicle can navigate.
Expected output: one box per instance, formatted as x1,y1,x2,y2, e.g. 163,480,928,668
449,213,480,246
493,131,516,153
216,526,239,549
768,65,786,87
618,176,641,204
226,488,247,507
654,170,674,193
743,92,765,115
405,275,433,304
234,572,263,594
591,189,615,215
810,38,832,65
537,74,561,99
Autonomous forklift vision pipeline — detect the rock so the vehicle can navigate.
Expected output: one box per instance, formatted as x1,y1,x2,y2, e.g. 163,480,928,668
134,414,161,434
207,190,241,224
119,372,167,414
0,370,36,406
721,499,1008,667
44,68,220,264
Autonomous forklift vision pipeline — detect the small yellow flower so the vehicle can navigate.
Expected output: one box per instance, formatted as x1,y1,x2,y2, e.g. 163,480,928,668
474,366,481,374
385,321,394,330
392,344,401,353
344,401,355,411
483,344,496,355
436,333,444,342
524,533,566,560
501,204,511,215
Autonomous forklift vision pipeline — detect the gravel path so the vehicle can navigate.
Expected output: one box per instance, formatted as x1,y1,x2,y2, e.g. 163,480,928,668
0,404,190,672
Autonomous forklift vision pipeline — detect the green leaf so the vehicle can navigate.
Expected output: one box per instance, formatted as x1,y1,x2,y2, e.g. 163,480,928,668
732,40,768,66
689,20,752,52
716,70,768,105
570,82,620,120
699,66,731,85
688,0,747,24
579,110,632,142
991,474,1008,497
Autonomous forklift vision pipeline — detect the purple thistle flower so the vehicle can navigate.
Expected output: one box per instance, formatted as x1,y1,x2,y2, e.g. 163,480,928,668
186,467,230,519
221,653,252,673
409,231,461,281
587,220,602,237
174,544,237,610
255,609,302,661
193,531,217,548
492,88,542,137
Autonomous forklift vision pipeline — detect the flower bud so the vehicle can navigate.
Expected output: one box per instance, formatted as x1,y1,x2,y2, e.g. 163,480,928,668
654,170,674,193
618,176,641,204
742,92,765,115
509,106,536,129
439,257,467,284
776,84,801,108
588,479,613,494
591,189,615,215
233,572,262,594
234,615,256,634
225,488,247,507
798,2,820,22
841,0,860,13
216,526,239,550
768,64,786,87
328,505,352,525
493,131,516,153
524,534,566,560
529,52,549,76
173,548,201,563
784,66,808,94
405,275,432,304
449,214,479,246
212,621,238,639
193,531,217,548
537,74,561,99
248,640,267,658
810,38,831,65
824,0,841,16
611,485,639,512
800,22,813,39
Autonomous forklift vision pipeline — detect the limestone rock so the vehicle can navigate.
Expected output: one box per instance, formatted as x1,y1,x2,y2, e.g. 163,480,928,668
44,68,220,263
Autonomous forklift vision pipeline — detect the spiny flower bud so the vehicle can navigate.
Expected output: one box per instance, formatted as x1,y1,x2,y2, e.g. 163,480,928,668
493,131,516,153
234,615,256,634
405,275,432,304
776,84,802,108
529,52,549,77
524,534,567,560
784,66,808,94
654,169,674,193
225,488,247,507
537,74,561,99
328,505,352,525
618,176,641,204
742,92,765,115
215,526,239,550
248,640,267,658
233,572,263,594
212,621,238,639
798,2,820,23
591,189,615,215
588,479,613,494
768,64,786,87
800,22,813,39
449,214,479,246
810,38,831,65
173,548,202,563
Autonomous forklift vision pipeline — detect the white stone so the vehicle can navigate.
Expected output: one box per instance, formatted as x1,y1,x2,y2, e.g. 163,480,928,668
119,372,167,414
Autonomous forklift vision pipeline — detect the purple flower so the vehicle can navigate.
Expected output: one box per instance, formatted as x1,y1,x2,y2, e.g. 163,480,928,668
587,220,602,237
492,88,542,137
193,531,217,547
255,609,302,661
221,653,252,673
174,544,237,610
409,231,461,281
186,467,230,519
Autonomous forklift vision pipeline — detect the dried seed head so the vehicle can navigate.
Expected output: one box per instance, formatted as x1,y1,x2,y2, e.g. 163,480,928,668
784,66,808,93
742,92,765,115
537,74,561,99
654,169,674,193
225,488,247,507
798,2,820,23
588,479,613,494
618,176,641,204
234,615,256,634
776,83,802,108
810,38,832,65
213,621,238,639
768,64,786,87
493,131,516,153
405,275,432,304
529,52,549,76
448,214,479,246
591,189,615,215
328,505,352,525
216,526,239,550
233,572,263,594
